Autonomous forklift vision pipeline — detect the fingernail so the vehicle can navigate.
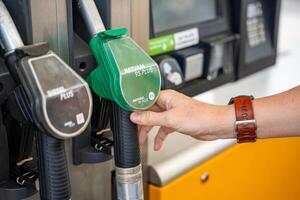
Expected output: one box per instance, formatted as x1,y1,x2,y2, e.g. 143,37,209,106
139,136,144,144
154,144,160,151
130,112,141,123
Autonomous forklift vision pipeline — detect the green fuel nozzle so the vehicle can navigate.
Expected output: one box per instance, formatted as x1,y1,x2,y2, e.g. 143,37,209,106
76,0,161,112
87,28,161,111
77,0,161,199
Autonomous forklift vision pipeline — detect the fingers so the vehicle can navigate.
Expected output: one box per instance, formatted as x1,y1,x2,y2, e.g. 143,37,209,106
154,126,173,151
130,90,180,126
148,104,162,112
138,125,153,144
130,110,169,126
155,90,175,110
137,125,174,151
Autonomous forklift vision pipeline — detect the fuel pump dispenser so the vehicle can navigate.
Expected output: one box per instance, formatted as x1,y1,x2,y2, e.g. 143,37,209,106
0,1,92,199
76,0,161,199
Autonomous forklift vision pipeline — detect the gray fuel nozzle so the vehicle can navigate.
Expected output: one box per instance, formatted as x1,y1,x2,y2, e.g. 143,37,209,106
0,1,93,199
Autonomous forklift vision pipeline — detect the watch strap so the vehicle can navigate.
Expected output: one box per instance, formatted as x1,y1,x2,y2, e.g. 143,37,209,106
229,95,257,143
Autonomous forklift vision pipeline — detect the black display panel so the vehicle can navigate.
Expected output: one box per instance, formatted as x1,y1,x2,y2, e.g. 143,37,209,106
152,0,217,35
231,0,281,80
150,0,231,38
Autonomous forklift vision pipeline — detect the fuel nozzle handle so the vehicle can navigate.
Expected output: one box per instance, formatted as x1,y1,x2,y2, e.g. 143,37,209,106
76,0,106,38
111,104,144,200
0,0,24,54
36,132,71,200
77,0,145,199
0,2,78,200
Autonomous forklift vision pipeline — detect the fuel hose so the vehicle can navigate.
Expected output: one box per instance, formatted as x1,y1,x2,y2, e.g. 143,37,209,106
111,103,143,200
76,1,162,199
36,132,71,200
0,3,70,199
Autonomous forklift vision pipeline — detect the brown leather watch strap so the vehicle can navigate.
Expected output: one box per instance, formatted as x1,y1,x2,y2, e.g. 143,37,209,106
229,95,257,143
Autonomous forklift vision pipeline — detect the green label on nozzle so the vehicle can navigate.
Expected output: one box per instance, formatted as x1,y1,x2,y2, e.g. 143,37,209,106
108,37,161,110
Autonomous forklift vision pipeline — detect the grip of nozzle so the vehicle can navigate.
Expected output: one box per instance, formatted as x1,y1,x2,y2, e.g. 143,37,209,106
76,0,106,38
111,103,140,168
36,132,71,200
0,1,24,53
111,103,144,200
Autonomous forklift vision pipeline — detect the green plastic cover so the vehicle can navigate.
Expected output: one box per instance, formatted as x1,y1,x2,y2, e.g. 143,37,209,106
87,28,161,111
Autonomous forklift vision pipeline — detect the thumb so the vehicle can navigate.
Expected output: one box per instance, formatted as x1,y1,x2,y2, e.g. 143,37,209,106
130,111,167,126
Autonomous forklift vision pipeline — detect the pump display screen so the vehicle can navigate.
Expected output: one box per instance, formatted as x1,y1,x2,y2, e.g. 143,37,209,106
151,0,217,35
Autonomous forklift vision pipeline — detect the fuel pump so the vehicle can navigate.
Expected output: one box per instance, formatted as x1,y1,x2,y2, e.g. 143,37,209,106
76,0,161,199
0,1,92,199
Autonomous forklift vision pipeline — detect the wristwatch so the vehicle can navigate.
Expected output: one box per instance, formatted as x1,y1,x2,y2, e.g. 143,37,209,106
228,95,257,143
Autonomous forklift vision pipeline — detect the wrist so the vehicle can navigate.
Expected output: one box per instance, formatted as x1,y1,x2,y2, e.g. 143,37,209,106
214,104,236,139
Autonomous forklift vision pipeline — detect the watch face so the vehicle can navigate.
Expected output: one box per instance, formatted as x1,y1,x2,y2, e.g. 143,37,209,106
26,53,92,139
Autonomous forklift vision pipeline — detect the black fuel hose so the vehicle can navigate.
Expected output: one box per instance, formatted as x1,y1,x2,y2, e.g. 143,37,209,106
6,52,72,200
36,132,71,200
1,2,72,199
111,103,144,200
111,103,140,168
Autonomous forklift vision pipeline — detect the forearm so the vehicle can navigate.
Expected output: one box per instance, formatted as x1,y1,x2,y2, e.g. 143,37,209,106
218,86,300,139
130,88,300,149
254,86,300,138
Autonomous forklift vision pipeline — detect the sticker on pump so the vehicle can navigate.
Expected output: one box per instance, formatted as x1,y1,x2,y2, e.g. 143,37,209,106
174,28,199,50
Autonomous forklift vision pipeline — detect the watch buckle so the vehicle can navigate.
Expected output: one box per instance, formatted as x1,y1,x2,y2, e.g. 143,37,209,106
234,119,257,131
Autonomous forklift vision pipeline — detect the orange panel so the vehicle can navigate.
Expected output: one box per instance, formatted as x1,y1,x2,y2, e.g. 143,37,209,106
149,137,300,200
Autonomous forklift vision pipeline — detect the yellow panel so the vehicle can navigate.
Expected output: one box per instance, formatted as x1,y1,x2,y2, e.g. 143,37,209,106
149,137,300,200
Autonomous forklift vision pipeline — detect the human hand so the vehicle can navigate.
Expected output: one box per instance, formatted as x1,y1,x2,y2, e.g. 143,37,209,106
130,90,235,150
